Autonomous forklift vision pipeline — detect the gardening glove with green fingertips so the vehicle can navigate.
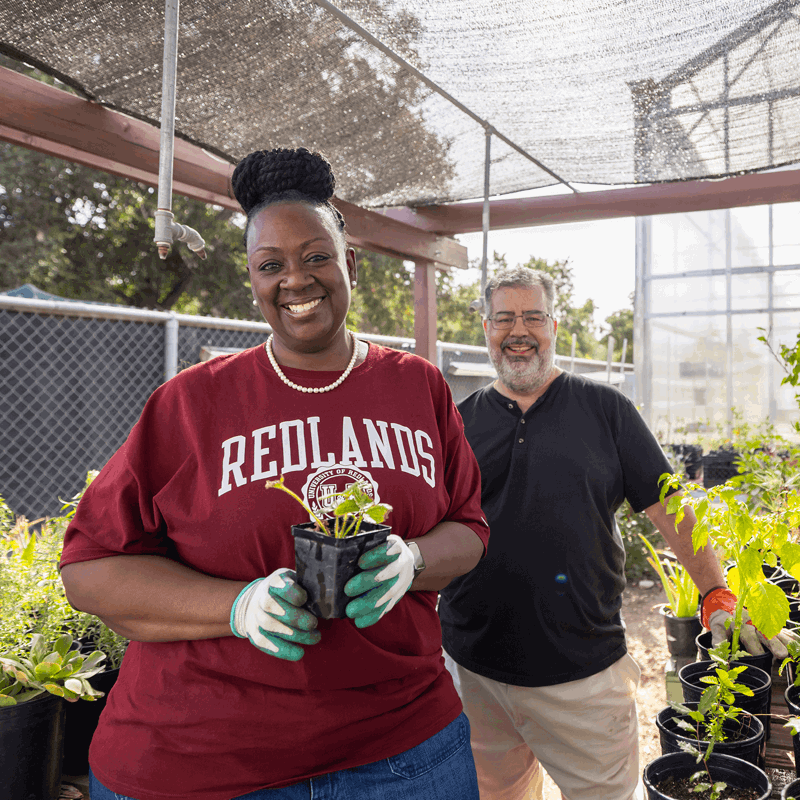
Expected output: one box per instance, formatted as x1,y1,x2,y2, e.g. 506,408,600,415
230,568,321,660
703,586,791,660
343,534,415,629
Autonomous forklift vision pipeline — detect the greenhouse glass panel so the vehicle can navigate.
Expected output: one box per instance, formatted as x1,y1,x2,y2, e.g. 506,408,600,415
637,204,800,442
649,275,726,314
772,203,800,267
730,274,768,311
730,206,770,268
774,271,800,310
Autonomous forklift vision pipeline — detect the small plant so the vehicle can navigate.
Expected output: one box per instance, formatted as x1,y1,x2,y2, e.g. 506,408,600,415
265,476,392,539
640,534,699,617
668,642,757,799
687,770,727,800
0,632,106,706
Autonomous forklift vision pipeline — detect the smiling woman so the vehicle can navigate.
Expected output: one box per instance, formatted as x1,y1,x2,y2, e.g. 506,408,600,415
58,146,489,800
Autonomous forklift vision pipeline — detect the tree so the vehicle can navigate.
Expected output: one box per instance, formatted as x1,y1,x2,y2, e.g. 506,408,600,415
0,140,256,318
601,295,634,362
346,251,484,346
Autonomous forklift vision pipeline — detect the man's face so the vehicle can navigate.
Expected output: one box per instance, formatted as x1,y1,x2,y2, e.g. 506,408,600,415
483,285,558,394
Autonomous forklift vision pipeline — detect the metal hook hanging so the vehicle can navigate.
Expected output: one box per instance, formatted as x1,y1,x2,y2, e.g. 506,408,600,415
153,0,206,260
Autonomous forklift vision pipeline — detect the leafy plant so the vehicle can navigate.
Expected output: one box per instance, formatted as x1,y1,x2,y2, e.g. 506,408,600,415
659,473,800,654
639,535,699,617
265,476,392,539
0,632,106,706
616,500,663,583
0,472,129,686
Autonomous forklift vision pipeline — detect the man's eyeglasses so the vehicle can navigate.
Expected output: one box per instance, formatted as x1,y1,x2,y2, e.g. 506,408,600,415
486,311,553,330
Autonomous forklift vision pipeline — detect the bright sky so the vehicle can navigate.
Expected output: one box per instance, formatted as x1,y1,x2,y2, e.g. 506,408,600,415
452,185,637,329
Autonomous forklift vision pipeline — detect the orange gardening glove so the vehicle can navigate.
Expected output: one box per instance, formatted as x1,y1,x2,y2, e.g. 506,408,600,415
701,586,794,660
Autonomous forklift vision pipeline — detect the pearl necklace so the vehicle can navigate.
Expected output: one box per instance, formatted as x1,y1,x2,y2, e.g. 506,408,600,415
266,332,359,393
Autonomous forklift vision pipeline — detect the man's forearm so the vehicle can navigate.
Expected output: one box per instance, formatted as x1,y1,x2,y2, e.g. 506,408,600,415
61,554,246,642
644,492,726,596
409,522,484,592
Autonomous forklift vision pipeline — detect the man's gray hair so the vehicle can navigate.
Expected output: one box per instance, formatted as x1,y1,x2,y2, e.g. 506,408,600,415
484,268,556,317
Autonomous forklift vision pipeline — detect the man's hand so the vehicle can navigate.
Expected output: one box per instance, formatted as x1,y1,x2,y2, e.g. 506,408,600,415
702,586,796,660
230,568,321,660
343,534,415,628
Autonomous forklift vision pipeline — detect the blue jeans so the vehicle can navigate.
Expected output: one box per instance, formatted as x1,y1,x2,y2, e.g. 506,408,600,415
89,712,478,800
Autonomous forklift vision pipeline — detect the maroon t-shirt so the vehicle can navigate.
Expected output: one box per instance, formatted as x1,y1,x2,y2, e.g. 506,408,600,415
60,343,489,800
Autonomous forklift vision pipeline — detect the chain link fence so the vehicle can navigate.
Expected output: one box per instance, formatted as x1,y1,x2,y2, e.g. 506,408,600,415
1,296,632,519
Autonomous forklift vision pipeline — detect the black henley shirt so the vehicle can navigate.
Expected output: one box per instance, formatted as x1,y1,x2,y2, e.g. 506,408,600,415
438,371,672,686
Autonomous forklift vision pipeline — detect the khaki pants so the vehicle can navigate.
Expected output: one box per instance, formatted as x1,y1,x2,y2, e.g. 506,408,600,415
444,651,643,800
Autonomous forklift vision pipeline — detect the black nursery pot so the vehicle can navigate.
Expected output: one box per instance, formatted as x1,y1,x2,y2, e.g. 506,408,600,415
784,684,800,777
783,778,800,799
695,629,774,676
655,702,765,768
0,691,66,800
679,660,772,739
643,751,771,800
775,577,800,598
292,521,391,619
659,606,702,659
62,667,120,776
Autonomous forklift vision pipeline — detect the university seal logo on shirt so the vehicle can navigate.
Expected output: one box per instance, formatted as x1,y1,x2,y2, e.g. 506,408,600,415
302,465,381,519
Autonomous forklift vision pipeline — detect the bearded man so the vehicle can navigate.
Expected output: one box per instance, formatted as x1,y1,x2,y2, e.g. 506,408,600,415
437,267,761,800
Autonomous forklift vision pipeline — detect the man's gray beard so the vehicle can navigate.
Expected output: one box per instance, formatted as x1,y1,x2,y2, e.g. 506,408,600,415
489,342,556,394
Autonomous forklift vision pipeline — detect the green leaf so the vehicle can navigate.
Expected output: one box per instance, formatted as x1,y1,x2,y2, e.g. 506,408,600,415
747,581,790,639
53,633,72,658
33,661,61,680
334,499,359,516
365,505,390,523
674,718,697,733
785,717,800,735
739,547,764,585
20,531,36,566
0,694,17,707
43,683,64,697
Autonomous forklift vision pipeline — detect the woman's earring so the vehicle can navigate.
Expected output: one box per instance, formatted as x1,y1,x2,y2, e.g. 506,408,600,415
351,280,357,287
252,299,257,306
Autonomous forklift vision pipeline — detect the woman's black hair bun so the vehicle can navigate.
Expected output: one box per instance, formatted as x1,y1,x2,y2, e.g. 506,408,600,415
231,147,336,215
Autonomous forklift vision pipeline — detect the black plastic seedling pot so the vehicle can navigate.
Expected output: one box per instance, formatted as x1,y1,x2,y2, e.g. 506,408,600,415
292,521,391,619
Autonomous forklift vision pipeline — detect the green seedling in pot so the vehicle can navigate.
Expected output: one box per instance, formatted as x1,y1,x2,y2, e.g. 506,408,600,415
266,476,392,539
639,534,699,617
670,642,752,761
687,771,727,800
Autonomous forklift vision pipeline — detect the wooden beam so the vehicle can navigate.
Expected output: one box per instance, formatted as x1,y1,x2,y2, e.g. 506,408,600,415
0,66,467,269
414,260,438,364
378,169,800,234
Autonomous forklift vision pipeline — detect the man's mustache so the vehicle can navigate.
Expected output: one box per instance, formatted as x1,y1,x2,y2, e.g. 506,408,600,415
501,338,539,351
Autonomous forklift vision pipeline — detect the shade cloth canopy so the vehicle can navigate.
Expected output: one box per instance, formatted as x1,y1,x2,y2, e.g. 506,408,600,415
0,0,798,209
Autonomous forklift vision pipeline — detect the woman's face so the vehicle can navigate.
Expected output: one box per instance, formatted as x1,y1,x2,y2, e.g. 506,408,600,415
247,202,356,356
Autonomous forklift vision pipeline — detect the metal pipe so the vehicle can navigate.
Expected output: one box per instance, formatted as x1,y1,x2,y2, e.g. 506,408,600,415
606,336,614,384
620,338,628,374
310,0,576,193
154,0,180,258
164,313,179,381
570,333,577,373
153,0,207,261
480,129,492,311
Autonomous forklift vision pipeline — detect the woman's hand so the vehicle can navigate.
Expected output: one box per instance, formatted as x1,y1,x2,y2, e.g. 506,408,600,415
343,535,415,628
230,568,321,660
